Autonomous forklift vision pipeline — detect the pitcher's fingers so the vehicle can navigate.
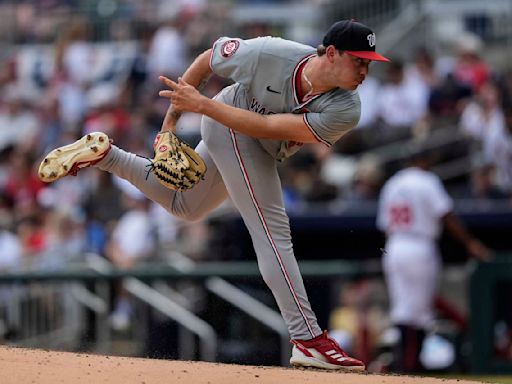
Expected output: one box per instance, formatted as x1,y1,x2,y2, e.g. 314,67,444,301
159,90,174,98
159,76,178,89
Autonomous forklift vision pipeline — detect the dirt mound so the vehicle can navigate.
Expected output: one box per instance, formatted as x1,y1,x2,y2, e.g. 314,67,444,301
0,346,482,384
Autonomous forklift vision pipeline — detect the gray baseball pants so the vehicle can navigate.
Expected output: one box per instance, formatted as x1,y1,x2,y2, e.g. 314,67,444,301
97,103,321,341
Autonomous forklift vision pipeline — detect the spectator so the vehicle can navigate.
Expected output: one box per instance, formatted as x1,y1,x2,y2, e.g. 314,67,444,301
83,83,131,145
37,97,65,156
3,149,46,215
126,25,154,107
406,47,439,91
329,280,387,364
452,34,490,94
345,154,384,202
16,214,47,262
149,201,180,254
459,80,504,142
105,184,157,331
428,72,472,123
346,75,382,152
0,192,22,271
84,171,125,254
482,104,512,196
356,75,381,130
376,60,428,140
40,208,86,267
281,149,338,209
0,86,40,153
53,18,94,87
50,18,93,132
465,161,508,200
147,17,188,80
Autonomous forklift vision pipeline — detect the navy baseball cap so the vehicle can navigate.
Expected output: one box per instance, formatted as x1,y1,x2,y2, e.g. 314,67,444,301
323,20,390,62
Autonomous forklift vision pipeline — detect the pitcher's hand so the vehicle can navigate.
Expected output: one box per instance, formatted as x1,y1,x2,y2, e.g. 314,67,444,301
159,76,206,114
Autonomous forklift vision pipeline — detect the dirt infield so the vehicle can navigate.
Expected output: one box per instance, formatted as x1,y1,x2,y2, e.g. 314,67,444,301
0,346,484,384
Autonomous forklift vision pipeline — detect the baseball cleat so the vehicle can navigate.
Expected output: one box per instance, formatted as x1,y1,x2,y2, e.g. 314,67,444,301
38,132,112,183
290,331,365,371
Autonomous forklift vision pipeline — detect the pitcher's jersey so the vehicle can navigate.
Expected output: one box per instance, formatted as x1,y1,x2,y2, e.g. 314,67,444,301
377,167,453,240
209,36,361,160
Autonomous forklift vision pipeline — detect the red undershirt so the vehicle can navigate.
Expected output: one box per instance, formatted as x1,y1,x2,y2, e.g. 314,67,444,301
294,58,310,104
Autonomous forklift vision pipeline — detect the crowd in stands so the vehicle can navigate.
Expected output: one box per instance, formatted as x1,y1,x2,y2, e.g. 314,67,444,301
0,1,222,273
0,1,511,272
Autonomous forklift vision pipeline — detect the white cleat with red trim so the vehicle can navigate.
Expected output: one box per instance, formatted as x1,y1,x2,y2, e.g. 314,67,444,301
290,331,365,371
38,132,112,183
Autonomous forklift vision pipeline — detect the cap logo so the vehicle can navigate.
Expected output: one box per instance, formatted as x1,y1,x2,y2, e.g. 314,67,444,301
221,40,240,58
367,33,376,47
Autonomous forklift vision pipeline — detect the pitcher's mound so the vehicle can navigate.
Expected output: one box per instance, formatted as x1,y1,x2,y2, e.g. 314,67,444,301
0,346,482,384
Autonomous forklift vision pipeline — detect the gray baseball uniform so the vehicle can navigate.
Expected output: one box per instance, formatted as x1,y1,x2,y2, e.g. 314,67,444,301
97,36,361,339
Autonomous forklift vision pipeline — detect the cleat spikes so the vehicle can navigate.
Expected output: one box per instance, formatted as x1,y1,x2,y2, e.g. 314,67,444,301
38,132,111,183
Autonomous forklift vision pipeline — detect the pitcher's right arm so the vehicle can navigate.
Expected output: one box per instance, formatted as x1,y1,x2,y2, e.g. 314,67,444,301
161,49,213,133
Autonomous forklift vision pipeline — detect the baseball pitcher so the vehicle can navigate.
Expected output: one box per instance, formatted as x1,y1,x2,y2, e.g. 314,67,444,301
39,20,390,371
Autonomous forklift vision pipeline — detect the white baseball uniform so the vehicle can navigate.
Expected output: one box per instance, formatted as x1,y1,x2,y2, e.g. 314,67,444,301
96,36,361,339
377,167,453,327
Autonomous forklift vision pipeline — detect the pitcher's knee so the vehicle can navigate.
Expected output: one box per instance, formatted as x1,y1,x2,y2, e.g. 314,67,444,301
168,200,205,222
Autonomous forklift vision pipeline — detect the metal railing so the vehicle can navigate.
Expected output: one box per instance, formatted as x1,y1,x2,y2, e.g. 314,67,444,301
124,278,217,361
70,282,111,353
0,282,87,349
365,128,472,182
1,253,506,372
0,258,380,361
0,259,378,283
86,253,217,362
206,277,290,366
164,251,290,366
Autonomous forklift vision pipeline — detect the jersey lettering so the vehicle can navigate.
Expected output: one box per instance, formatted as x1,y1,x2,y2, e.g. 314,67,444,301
249,98,276,115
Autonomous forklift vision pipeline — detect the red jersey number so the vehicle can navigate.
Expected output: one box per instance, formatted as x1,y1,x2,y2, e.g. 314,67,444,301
389,204,413,229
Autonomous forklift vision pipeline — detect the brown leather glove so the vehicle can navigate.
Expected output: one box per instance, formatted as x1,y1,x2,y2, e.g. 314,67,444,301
150,131,206,192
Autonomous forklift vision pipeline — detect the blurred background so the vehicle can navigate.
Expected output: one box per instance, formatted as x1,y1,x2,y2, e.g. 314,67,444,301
0,0,512,380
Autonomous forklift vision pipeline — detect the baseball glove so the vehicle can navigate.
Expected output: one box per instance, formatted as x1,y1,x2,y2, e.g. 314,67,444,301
149,131,206,191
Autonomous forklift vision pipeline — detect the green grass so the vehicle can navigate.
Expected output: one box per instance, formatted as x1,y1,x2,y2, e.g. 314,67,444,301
470,377,512,384
480,378,512,384
434,375,512,383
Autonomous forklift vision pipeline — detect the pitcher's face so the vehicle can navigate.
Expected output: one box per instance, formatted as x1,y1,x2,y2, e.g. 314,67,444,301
326,46,371,90
334,51,371,90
